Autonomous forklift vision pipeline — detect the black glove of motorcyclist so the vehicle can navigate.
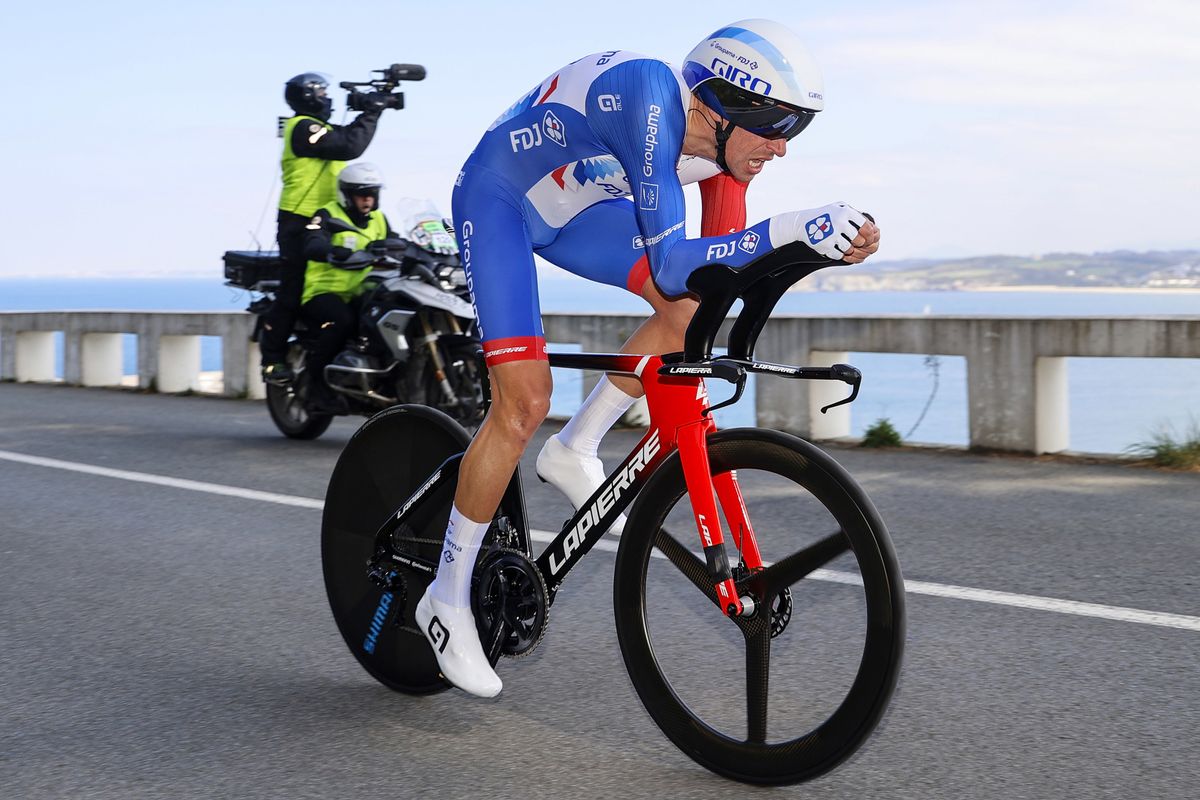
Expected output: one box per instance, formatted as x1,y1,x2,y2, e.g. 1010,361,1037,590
366,240,390,256
330,245,353,262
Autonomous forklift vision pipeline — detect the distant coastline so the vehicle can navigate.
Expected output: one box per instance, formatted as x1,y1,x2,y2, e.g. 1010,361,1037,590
786,283,1200,296
968,285,1200,295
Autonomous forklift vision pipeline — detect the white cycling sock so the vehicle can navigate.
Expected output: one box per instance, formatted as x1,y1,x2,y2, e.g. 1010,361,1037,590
431,504,489,609
558,376,636,458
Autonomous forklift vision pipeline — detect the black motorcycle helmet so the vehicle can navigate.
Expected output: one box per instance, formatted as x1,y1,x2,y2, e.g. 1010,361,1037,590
284,72,333,121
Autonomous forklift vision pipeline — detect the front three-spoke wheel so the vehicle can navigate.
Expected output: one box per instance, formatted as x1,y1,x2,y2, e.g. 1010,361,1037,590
613,429,905,785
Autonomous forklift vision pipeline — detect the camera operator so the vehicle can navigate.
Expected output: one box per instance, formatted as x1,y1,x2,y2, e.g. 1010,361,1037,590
259,72,397,385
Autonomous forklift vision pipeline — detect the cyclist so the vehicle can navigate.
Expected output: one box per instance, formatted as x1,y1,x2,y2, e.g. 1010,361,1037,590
417,18,881,697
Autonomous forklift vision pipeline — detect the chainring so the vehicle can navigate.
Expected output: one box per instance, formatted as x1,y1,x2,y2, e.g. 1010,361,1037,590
473,548,549,659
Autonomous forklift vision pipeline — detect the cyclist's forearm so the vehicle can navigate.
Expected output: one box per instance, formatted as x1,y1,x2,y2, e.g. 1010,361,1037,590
649,218,774,297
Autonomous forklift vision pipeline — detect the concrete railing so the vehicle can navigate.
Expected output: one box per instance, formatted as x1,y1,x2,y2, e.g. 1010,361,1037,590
0,311,262,399
3,310,1198,453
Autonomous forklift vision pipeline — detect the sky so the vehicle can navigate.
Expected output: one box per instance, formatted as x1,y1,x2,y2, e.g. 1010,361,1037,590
1,0,1197,277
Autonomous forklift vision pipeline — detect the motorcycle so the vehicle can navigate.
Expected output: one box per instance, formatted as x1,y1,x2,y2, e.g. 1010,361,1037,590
223,234,484,440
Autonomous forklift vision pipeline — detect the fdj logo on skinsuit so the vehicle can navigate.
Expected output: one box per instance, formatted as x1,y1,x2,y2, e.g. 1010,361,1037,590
706,231,756,260
806,214,834,244
510,125,542,152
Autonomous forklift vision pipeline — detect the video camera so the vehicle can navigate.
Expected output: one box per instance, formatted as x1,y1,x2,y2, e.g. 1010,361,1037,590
341,63,426,112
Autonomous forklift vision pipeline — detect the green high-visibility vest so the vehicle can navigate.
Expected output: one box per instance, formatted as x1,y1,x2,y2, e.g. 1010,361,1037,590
279,115,346,217
302,203,388,304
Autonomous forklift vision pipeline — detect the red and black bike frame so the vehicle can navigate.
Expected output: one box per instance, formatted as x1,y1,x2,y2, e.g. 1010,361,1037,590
534,352,762,617
372,242,862,619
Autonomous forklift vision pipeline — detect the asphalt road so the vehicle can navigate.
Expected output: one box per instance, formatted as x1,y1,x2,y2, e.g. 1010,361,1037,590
1,383,1197,799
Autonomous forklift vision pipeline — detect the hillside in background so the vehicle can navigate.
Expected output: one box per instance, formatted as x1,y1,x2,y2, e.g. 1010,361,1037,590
806,250,1200,291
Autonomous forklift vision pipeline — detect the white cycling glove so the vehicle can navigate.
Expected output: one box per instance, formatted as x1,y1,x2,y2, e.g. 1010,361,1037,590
769,202,869,260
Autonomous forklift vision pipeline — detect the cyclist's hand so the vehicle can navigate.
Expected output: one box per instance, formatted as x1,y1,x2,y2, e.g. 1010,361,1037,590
841,217,880,264
770,202,872,261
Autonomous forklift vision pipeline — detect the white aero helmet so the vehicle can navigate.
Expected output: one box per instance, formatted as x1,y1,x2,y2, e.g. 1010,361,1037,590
337,161,386,209
683,19,824,148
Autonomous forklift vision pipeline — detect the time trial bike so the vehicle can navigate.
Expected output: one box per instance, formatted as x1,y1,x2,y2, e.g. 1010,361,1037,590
321,241,905,785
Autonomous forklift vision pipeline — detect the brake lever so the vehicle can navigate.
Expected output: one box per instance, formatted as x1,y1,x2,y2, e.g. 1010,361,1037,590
820,363,862,414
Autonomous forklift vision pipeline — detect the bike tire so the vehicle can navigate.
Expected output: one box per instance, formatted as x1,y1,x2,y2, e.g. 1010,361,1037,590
321,404,506,694
613,428,905,785
265,345,333,440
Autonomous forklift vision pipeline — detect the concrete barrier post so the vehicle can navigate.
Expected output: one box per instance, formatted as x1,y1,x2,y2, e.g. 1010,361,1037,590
16,331,56,383
218,315,255,398
754,318,812,436
966,320,1038,452
136,319,158,391
245,348,265,400
158,335,201,393
808,350,852,440
1035,356,1069,453
0,329,13,380
81,333,124,387
63,332,83,384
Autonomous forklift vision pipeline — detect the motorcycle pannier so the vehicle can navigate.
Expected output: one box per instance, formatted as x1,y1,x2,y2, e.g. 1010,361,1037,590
223,250,284,290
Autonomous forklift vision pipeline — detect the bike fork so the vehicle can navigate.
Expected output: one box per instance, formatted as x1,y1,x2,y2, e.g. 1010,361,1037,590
676,421,760,618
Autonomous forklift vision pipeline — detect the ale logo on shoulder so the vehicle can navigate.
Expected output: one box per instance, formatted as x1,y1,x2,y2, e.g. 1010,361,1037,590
597,93,622,112
806,214,834,244
543,110,567,147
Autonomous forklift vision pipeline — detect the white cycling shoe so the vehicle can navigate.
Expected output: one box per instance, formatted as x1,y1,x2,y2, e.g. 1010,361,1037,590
415,589,502,698
535,434,626,537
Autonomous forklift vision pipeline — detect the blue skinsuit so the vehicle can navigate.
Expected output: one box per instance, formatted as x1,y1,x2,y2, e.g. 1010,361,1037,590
452,51,773,364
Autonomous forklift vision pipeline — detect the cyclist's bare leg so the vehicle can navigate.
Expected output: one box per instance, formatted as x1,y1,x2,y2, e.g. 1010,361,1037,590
418,358,552,698
607,276,698,397
538,277,698,532
455,359,553,520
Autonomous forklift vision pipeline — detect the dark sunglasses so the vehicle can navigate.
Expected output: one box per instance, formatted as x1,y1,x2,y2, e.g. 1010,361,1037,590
700,81,817,141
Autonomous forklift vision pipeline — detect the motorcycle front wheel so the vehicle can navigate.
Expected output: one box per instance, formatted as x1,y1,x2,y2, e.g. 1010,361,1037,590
407,324,484,428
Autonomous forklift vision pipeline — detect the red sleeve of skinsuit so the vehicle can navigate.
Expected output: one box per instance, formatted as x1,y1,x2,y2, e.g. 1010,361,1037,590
698,172,749,237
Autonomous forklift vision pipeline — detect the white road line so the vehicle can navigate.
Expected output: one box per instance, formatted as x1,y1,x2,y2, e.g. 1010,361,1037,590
4,448,1197,633
0,449,323,510
524,531,1200,632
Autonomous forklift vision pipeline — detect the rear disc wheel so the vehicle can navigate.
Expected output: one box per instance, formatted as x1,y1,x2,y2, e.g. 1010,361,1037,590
322,404,502,693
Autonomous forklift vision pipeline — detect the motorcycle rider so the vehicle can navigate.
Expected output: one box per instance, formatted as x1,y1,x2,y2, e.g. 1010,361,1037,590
298,162,395,413
260,73,394,386
417,19,880,697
